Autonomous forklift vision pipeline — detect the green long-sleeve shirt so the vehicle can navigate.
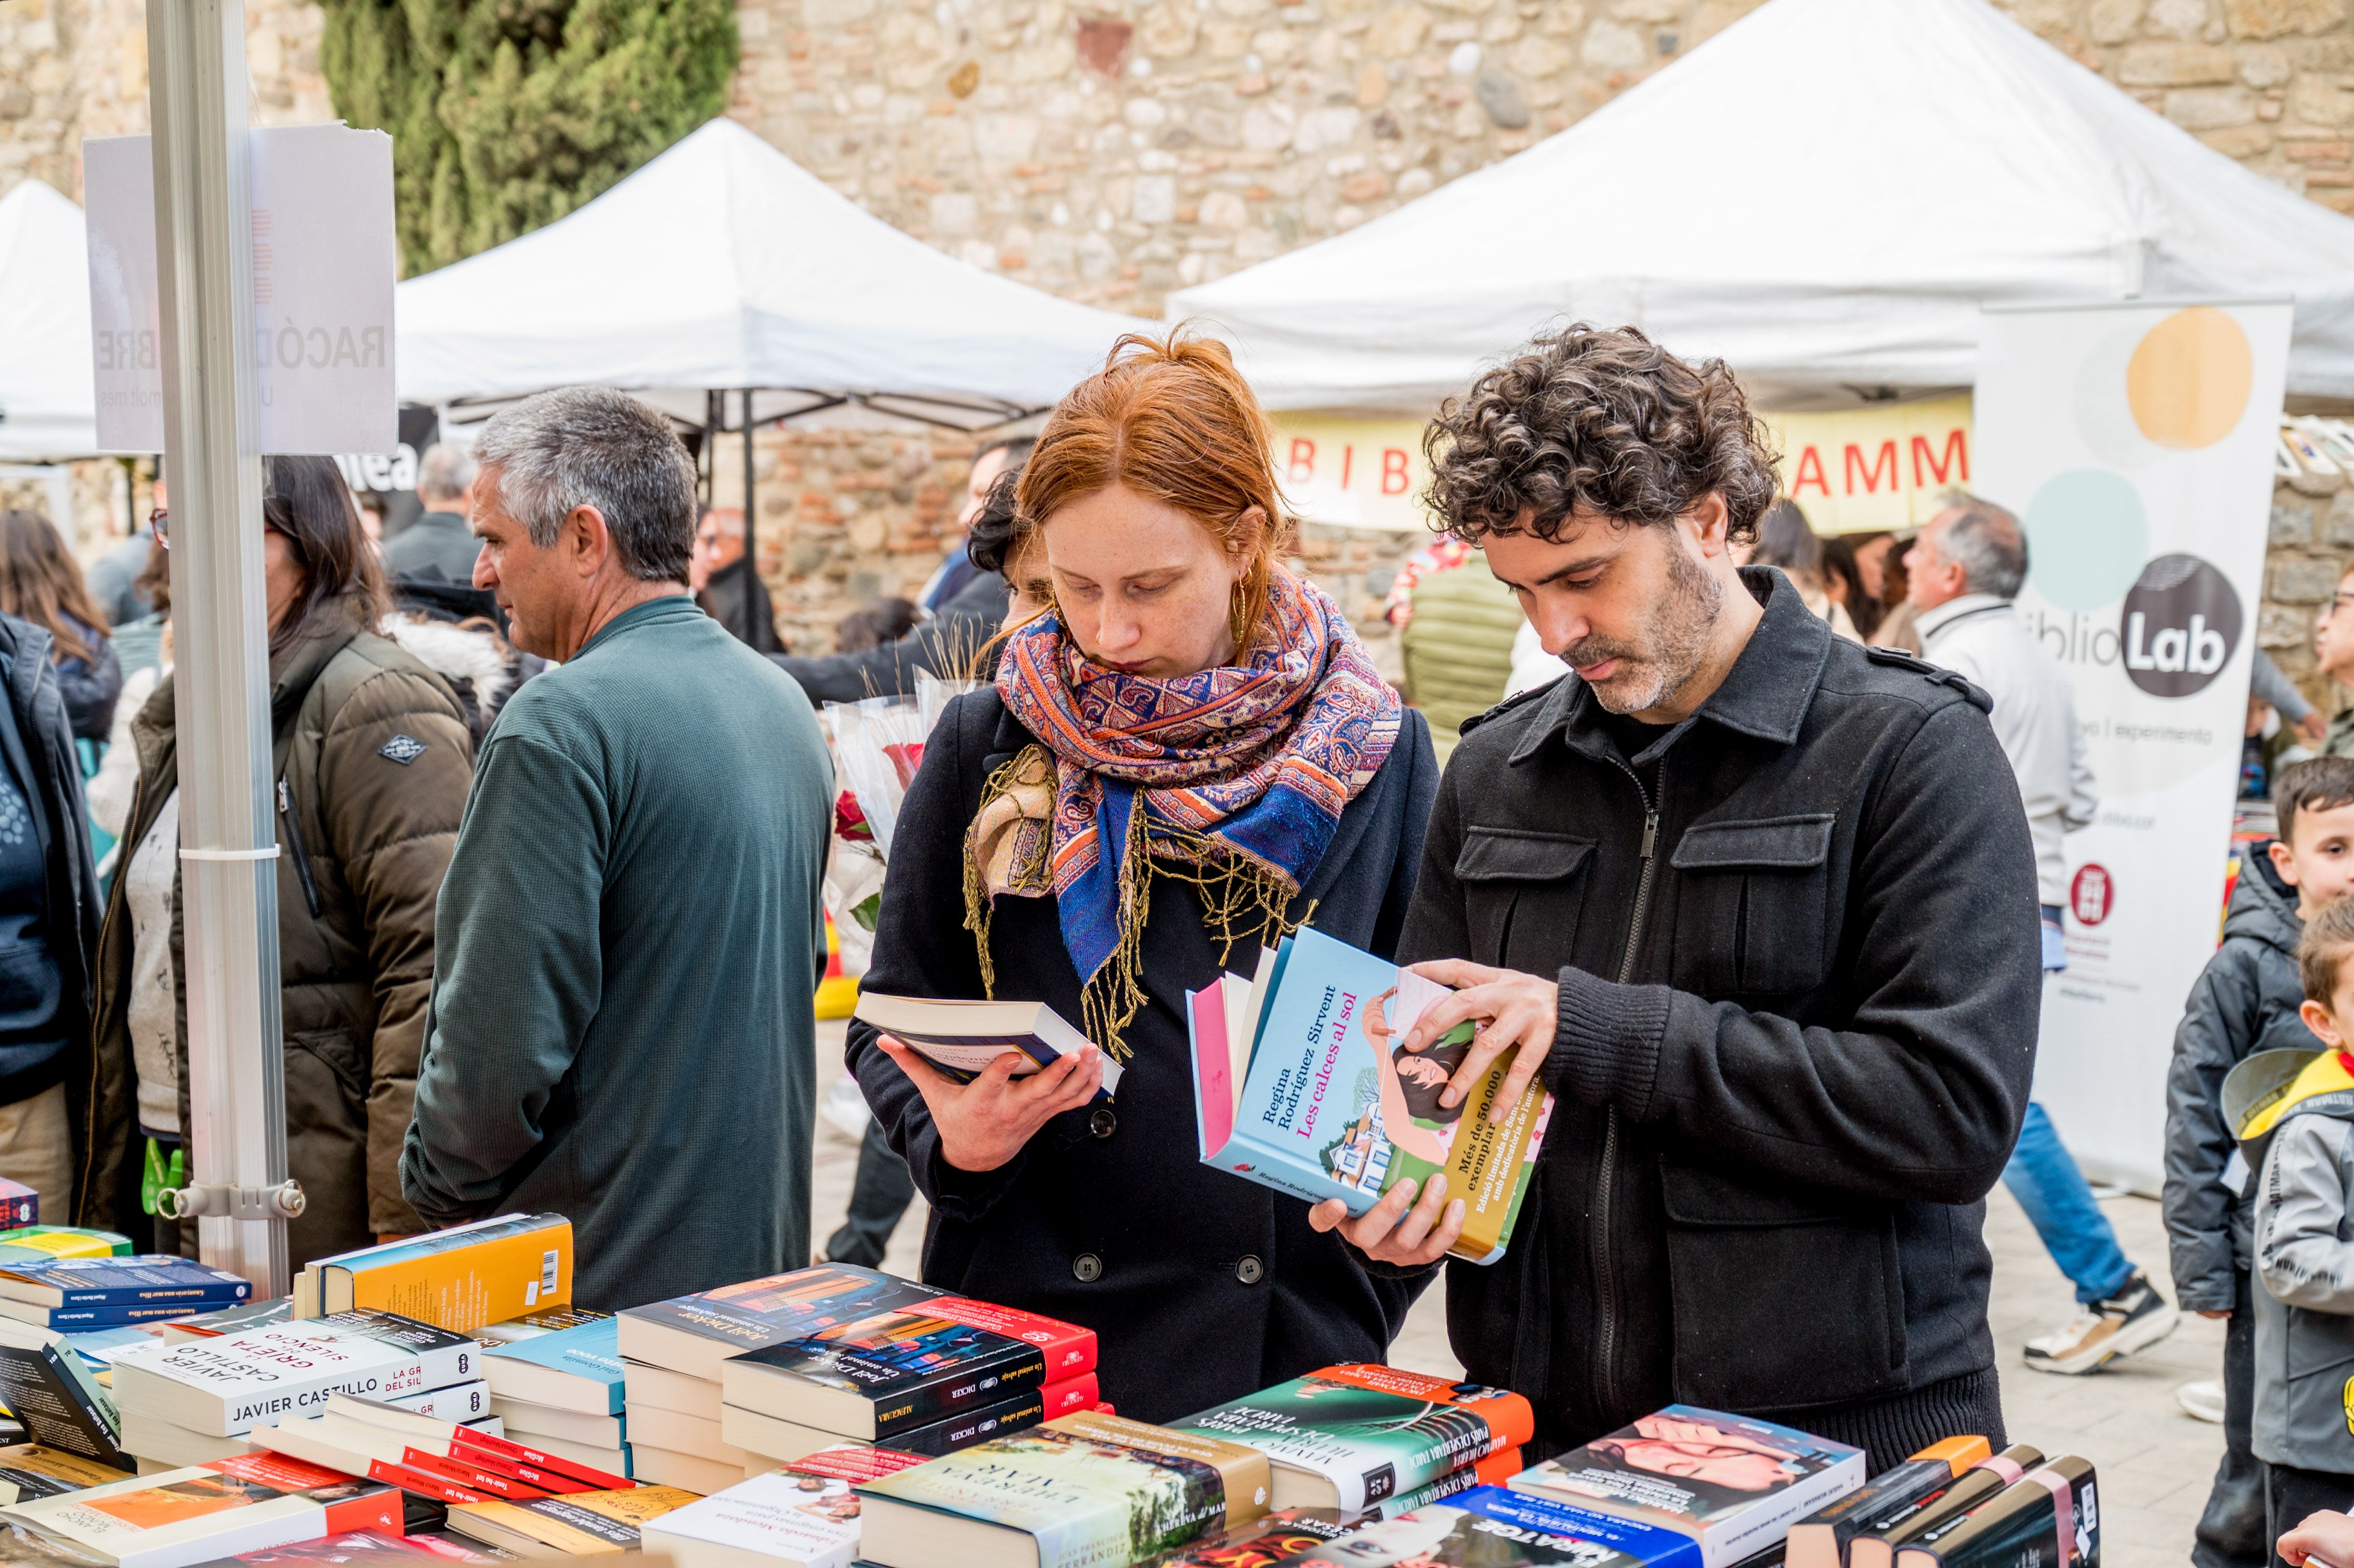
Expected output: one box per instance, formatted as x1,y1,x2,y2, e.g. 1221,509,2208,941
402,596,832,1310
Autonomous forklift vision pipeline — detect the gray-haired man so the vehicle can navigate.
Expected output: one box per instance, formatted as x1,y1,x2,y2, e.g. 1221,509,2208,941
1909,498,2177,1375
400,387,832,1309
383,443,486,584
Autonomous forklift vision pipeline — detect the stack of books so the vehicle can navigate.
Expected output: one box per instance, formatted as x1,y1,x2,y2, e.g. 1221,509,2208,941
440,1480,697,1557
481,1313,631,1480
616,1264,1096,1493
642,1441,928,1568
0,1447,402,1568
252,1392,632,1508
0,1256,253,1335
1169,1364,1533,1518
107,1309,486,1471
1504,1406,1867,1566
293,1216,573,1335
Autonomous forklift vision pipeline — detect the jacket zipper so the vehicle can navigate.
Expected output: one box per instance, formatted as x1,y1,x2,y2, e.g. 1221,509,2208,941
277,779,322,919
1596,755,1663,1420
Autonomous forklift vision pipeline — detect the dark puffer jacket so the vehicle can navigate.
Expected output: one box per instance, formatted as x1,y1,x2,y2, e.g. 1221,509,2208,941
75,600,475,1257
2163,850,2311,1314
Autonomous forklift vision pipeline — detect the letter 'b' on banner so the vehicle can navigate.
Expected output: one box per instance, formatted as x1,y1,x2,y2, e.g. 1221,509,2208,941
1976,297,2293,1192
83,124,396,456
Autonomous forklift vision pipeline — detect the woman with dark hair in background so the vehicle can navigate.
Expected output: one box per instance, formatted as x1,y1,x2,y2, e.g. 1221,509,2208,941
75,456,478,1261
1820,535,1881,642
0,511,123,744
1748,500,1859,642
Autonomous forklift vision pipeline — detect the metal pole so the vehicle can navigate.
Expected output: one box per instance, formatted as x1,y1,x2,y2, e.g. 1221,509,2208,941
741,389,757,641
147,0,292,1293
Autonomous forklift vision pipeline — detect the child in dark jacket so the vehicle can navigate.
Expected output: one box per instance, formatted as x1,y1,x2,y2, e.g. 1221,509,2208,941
2169,756,2354,1568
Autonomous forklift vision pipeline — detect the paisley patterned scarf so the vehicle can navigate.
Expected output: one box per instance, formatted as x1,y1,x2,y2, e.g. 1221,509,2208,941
967,569,1402,1056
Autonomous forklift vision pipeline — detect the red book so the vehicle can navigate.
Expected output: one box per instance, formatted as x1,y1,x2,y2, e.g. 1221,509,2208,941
211,1453,407,1533
443,1425,634,1491
1040,1373,1099,1419
923,1296,1097,1380
784,1444,931,1483
362,1459,491,1507
398,1448,562,1500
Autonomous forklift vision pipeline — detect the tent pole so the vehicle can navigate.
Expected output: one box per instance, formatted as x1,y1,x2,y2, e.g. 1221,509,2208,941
741,388,756,642
147,0,292,1292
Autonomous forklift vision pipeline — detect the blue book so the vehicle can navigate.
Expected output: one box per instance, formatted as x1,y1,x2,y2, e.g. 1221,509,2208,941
1188,928,1552,1265
483,1315,625,1416
1297,1485,1707,1567
0,1255,251,1310
9,1302,225,1329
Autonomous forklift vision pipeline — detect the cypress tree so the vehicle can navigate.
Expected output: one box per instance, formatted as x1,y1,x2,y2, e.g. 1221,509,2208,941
319,0,738,277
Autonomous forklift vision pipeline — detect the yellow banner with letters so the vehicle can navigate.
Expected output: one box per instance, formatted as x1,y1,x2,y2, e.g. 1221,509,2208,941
1763,394,1975,536
1268,394,1975,537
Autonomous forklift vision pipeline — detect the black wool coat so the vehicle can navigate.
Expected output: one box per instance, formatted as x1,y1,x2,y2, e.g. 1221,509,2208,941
847,687,1440,1423
1400,570,2043,1469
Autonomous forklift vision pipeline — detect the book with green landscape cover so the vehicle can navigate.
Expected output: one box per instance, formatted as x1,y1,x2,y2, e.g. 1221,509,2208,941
1187,929,1551,1265
854,1410,1271,1568
1170,1365,1533,1514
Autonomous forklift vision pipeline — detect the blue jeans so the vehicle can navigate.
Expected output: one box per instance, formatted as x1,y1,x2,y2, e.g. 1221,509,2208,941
2003,1101,2136,1304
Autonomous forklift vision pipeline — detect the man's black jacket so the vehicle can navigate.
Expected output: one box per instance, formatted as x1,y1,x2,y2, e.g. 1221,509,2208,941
1398,569,2041,1466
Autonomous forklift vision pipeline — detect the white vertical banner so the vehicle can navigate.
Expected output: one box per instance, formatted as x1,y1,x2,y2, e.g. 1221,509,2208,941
84,124,396,455
1977,298,2292,1192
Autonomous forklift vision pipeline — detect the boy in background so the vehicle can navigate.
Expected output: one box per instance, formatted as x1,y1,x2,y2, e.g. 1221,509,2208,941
2251,894,2354,1556
2169,756,2354,1568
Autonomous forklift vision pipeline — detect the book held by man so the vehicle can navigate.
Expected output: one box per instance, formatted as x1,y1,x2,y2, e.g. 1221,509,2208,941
1505,1407,1864,1568
0,1449,401,1568
850,995,1123,1096
853,1410,1271,1568
1185,929,1552,1265
1170,1365,1533,1514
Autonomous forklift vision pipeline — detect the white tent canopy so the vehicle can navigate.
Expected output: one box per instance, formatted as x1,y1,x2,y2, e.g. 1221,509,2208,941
1168,0,2354,411
0,180,99,460
397,119,1139,425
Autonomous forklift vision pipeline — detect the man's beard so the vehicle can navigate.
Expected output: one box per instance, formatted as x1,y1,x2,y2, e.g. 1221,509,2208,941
1565,541,1725,715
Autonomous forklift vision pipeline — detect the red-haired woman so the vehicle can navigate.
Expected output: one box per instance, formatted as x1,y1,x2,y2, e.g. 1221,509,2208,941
846,332,1439,1421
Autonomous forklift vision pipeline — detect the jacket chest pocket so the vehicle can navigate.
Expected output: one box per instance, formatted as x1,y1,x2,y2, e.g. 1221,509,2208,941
1660,1161,1908,1409
1669,813,1836,997
1456,828,1594,971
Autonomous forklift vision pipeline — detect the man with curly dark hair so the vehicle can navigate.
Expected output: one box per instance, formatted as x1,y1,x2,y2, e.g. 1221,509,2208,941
1311,324,2045,1470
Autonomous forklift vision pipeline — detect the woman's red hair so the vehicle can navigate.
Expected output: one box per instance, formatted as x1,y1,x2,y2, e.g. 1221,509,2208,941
1017,326,1296,644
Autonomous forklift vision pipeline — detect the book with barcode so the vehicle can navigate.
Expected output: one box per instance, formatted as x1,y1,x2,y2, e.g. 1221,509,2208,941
295,1219,572,1336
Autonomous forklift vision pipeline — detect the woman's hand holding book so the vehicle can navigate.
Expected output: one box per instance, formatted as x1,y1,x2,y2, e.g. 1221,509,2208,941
875,1034,1109,1172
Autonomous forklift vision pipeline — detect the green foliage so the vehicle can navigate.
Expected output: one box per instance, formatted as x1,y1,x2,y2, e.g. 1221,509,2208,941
319,0,739,277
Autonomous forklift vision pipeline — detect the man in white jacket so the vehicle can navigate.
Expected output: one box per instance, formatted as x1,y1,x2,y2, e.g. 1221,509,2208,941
1912,497,2179,1375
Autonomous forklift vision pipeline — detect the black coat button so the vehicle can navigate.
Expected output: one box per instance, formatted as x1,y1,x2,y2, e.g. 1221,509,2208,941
1236,1255,1264,1285
1090,1109,1117,1139
1073,1253,1103,1283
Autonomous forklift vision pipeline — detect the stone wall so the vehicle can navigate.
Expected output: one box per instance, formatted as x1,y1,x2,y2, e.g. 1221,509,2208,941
2265,469,2354,695
11,0,2354,682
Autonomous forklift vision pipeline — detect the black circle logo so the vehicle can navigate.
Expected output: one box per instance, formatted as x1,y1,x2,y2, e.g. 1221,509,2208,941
2118,553,2241,698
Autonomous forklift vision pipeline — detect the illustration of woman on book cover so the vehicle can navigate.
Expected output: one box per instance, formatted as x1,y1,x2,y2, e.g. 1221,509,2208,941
1529,1412,1839,1524
1358,989,1466,1171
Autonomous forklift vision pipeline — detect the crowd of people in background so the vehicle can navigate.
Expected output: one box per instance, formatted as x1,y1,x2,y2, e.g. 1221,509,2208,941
7,322,2354,1561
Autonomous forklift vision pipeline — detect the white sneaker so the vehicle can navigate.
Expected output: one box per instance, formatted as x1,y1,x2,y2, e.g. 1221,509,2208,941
2022,1271,2181,1375
821,1073,871,1142
2177,1380,2226,1423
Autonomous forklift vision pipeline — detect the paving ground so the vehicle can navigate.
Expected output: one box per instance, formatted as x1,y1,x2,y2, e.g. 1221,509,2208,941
810,1022,2225,1568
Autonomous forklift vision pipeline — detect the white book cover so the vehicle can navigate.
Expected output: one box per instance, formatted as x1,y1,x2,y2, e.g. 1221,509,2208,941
110,1311,478,1436
642,1469,862,1568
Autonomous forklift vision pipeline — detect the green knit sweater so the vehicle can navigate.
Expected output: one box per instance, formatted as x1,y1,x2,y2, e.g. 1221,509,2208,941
402,596,833,1310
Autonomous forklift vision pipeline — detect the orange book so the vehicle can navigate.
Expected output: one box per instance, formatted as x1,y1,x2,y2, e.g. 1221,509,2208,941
305,1216,572,1335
